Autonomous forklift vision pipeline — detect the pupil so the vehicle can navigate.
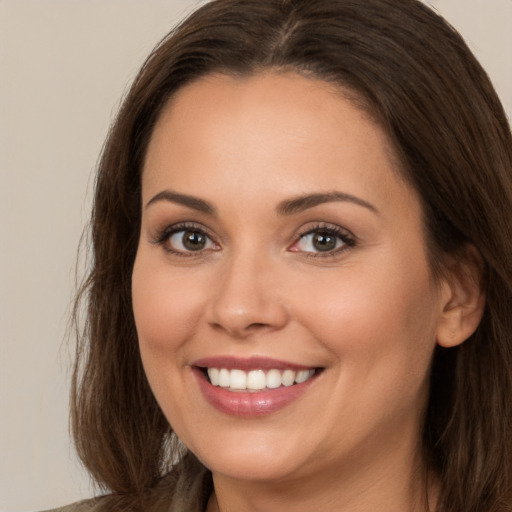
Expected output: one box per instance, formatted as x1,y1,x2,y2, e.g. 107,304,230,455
313,232,336,251
183,231,206,250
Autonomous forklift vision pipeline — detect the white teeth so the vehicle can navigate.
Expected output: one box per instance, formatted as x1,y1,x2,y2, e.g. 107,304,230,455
266,369,282,389
295,369,313,384
247,370,266,390
206,367,317,391
218,368,230,387
229,369,247,390
208,368,219,386
282,369,295,387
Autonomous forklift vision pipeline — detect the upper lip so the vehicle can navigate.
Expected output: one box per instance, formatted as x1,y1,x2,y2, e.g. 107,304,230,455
192,356,317,371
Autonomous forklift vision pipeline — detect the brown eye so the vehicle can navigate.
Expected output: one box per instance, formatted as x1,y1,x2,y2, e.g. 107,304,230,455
312,232,337,252
167,228,216,253
182,230,207,251
290,226,354,256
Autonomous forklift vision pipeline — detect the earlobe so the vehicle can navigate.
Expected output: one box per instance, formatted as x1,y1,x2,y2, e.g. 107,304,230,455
436,248,486,348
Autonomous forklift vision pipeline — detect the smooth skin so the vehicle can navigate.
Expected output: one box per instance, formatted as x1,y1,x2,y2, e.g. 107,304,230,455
132,73,484,512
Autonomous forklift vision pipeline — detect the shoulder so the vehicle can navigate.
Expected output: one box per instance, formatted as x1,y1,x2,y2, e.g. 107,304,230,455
41,496,103,512
40,455,211,512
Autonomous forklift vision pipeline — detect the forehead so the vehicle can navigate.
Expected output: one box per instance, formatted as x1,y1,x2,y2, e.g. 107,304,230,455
150,72,385,153
142,72,415,220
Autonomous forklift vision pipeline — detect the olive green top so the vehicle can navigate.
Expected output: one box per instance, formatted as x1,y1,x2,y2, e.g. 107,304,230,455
42,455,212,512
43,499,100,512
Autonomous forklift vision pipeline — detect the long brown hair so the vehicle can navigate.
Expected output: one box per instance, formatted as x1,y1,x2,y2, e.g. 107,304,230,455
72,0,512,510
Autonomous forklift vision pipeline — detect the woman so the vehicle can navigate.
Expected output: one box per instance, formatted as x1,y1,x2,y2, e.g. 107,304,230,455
54,0,512,510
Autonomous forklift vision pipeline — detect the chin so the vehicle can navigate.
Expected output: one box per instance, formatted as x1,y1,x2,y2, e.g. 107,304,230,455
199,450,302,482
181,428,310,482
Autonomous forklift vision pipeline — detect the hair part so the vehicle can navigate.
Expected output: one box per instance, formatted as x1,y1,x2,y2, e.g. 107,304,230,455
72,1,512,510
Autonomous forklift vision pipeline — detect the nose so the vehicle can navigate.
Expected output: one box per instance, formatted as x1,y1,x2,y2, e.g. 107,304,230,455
206,252,289,339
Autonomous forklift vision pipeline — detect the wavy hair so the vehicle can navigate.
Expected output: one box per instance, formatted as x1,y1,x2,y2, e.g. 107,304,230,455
72,0,512,510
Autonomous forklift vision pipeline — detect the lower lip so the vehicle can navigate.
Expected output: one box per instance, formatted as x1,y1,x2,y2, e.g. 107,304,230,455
193,368,318,417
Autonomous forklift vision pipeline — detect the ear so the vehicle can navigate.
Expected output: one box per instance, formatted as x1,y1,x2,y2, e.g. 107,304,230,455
436,245,486,348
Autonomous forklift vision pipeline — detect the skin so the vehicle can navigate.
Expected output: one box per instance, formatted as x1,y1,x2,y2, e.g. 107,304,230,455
132,72,482,511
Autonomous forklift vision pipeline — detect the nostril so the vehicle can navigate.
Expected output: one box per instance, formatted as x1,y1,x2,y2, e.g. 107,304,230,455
247,322,268,329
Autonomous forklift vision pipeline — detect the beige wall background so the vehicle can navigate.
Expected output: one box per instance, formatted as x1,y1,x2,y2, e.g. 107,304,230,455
0,1,510,511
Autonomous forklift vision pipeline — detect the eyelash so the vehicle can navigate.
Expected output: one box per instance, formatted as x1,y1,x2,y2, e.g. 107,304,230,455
152,222,356,258
293,223,356,258
152,222,218,258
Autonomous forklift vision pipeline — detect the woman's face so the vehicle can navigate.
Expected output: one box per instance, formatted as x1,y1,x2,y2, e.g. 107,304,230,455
132,73,448,485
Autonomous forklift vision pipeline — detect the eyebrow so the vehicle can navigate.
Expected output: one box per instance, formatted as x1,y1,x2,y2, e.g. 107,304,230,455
145,190,216,215
276,192,379,216
145,189,378,216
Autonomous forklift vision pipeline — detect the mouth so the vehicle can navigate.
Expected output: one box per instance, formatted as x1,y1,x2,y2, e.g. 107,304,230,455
200,367,320,392
192,356,324,416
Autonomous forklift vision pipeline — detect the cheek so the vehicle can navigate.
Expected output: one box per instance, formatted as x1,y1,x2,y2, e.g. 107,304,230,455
131,256,209,419
297,264,439,439
132,257,203,355
132,256,203,421
294,252,440,375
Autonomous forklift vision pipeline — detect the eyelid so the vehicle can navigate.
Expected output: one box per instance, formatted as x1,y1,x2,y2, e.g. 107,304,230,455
150,220,355,258
151,221,219,256
289,222,356,256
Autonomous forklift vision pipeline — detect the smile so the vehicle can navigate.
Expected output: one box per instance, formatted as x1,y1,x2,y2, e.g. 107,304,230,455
192,357,323,416
206,367,316,392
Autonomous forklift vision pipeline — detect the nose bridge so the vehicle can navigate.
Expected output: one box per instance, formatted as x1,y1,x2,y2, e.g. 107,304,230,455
207,244,288,337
